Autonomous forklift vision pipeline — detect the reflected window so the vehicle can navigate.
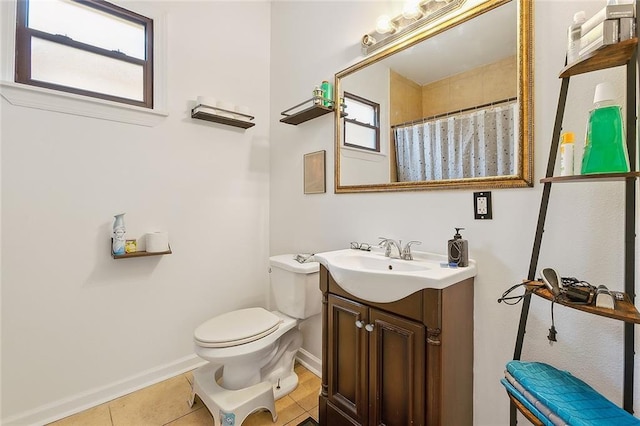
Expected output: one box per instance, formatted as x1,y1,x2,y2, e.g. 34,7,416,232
15,0,153,108
343,92,380,152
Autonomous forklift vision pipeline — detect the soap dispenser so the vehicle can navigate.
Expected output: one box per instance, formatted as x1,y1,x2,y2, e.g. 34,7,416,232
448,227,469,267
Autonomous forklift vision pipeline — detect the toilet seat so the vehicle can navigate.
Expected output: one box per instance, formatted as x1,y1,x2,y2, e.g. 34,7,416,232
194,307,283,348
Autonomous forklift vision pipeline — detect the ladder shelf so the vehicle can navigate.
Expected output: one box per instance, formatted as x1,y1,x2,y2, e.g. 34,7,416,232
509,31,638,425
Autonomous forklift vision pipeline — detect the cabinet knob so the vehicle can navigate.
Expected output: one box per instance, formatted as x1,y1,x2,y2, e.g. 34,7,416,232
355,320,364,328
365,323,375,332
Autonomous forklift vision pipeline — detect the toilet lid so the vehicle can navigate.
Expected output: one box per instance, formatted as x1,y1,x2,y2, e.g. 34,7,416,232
194,307,282,348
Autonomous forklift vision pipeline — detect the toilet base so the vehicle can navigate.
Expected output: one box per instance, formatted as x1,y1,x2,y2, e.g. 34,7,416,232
190,363,298,425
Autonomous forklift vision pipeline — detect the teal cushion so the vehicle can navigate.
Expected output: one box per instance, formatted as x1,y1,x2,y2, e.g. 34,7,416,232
505,361,640,426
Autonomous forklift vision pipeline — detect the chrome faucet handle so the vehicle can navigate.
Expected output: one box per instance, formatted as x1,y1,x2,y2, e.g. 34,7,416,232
378,237,391,253
378,237,392,257
379,237,402,258
401,241,422,260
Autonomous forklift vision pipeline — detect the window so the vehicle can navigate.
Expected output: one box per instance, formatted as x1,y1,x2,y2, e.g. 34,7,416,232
15,0,153,108
343,92,380,152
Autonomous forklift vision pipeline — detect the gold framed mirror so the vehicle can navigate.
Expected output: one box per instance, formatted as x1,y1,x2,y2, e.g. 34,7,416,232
335,0,533,192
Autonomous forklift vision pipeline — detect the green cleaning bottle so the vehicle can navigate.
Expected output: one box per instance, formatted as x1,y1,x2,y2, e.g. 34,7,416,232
581,82,629,174
320,80,333,108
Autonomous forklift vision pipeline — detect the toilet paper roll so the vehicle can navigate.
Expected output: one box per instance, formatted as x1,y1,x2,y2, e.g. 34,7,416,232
146,232,169,253
196,96,217,115
216,101,235,118
234,105,251,121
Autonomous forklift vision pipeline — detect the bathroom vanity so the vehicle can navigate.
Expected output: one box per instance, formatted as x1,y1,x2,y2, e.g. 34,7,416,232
317,264,474,426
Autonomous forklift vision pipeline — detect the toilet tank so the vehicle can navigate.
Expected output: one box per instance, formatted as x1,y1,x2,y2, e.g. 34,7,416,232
269,254,321,319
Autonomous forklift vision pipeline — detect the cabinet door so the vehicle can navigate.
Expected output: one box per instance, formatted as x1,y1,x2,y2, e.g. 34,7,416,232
369,308,425,426
327,295,369,425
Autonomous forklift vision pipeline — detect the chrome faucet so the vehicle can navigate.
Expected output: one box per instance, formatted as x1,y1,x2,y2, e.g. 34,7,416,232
378,237,422,260
378,237,403,259
401,241,422,260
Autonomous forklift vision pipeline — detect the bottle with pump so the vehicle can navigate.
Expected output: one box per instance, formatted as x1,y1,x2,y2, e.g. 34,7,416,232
448,227,469,267
559,132,575,176
567,11,586,65
581,82,629,174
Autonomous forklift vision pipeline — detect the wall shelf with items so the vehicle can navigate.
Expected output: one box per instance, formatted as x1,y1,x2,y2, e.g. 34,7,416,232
111,239,172,260
280,95,346,125
191,104,255,129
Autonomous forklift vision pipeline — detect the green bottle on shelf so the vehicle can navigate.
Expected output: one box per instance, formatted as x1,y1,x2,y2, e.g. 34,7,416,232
321,80,333,108
581,82,629,175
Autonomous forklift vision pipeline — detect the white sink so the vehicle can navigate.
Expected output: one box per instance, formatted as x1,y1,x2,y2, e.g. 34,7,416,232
314,249,477,303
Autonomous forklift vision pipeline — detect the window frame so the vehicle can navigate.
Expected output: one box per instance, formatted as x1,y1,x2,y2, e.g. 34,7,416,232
0,0,167,126
342,91,381,153
14,0,154,108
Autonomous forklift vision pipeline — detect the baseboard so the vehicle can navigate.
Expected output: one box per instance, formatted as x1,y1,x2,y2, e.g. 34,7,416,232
296,348,321,377
2,354,207,426
5,350,321,426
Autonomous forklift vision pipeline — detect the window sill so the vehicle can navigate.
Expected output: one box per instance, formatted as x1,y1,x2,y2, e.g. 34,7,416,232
0,81,168,126
341,144,387,161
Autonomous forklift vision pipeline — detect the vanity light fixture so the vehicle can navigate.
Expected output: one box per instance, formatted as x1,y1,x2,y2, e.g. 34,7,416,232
362,0,465,55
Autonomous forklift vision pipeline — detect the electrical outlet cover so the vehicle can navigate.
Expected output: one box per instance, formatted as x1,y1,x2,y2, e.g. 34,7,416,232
474,191,492,219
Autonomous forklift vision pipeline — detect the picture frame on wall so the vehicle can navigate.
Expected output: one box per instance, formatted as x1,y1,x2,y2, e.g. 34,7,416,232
303,150,326,194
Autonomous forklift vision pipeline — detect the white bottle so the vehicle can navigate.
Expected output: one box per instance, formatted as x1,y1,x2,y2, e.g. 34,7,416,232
567,11,586,65
560,132,575,176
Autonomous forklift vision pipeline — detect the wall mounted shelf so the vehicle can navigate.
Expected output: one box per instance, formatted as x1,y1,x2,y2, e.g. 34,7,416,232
191,104,255,129
111,240,172,259
281,104,333,125
280,95,346,125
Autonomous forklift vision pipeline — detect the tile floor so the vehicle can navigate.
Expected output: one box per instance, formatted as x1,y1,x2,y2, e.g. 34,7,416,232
47,363,320,426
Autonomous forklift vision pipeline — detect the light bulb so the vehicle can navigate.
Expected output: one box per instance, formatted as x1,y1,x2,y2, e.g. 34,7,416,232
375,15,397,34
402,1,423,19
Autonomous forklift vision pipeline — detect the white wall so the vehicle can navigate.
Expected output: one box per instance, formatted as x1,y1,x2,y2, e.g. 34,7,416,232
1,0,637,425
1,1,271,424
270,1,638,425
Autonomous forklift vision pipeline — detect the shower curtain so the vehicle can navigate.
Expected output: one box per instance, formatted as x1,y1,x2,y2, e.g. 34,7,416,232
394,102,517,181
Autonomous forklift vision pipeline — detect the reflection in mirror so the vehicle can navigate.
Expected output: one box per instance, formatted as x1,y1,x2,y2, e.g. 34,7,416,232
335,0,533,192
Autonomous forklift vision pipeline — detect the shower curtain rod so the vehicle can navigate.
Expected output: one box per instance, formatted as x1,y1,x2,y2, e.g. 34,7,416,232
391,96,517,129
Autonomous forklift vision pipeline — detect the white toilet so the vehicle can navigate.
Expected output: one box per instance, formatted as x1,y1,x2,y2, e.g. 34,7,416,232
190,254,320,426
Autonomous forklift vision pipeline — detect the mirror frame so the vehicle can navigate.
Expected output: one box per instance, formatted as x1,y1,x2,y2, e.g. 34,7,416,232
334,0,533,193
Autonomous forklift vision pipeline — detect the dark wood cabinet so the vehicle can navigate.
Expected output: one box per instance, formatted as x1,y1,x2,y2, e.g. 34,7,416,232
319,265,474,426
326,295,425,426
326,295,368,424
